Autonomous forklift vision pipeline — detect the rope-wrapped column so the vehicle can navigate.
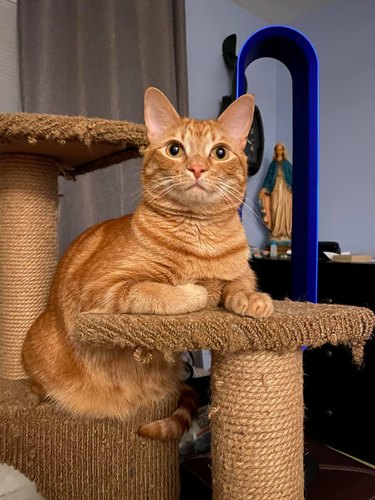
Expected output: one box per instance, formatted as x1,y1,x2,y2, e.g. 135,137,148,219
211,349,304,500
0,154,58,379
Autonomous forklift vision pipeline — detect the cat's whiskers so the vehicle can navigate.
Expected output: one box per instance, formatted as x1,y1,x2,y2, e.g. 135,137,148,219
215,184,262,248
144,174,186,193
215,188,239,211
217,183,253,219
144,173,203,206
217,186,268,246
218,181,269,229
142,177,178,199
144,182,182,206
131,193,143,206
144,176,176,190
128,186,143,205
126,167,143,179
136,175,183,203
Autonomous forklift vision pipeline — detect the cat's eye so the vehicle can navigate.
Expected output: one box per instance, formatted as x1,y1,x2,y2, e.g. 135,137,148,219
167,142,184,158
212,145,228,160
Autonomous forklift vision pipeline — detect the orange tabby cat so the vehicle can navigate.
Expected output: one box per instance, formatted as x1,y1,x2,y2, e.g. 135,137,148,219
22,87,273,440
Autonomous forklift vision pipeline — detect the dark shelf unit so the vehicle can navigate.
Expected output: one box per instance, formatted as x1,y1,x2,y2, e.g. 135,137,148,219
250,257,375,465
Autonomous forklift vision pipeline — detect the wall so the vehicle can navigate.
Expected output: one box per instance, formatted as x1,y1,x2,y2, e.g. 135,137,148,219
185,0,279,249
290,0,375,255
275,62,293,156
187,0,375,256
0,0,21,112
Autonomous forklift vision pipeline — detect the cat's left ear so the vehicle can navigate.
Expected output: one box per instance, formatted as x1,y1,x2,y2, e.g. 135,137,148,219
218,94,254,149
144,87,180,143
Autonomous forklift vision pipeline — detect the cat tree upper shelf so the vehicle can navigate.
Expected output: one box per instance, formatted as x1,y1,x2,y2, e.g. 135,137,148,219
0,112,148,176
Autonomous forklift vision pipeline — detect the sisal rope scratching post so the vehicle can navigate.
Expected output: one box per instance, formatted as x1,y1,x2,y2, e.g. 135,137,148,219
0,155,58,379
73,302,375,500
211,350,303,499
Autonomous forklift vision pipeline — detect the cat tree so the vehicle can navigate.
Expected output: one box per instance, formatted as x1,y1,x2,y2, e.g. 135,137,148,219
0,112,374,499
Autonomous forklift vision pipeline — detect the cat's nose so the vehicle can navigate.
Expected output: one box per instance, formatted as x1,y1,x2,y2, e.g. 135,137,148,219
187,162,208,179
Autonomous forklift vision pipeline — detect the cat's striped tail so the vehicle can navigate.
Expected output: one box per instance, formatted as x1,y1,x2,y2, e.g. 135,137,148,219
137,383,198,440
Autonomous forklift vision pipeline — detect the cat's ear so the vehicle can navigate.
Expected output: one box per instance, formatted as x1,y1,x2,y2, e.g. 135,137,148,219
144,87,180,143
218,94,254,149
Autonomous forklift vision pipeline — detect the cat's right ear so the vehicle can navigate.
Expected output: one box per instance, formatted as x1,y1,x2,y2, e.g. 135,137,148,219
144,87,180,143
218,94,254,149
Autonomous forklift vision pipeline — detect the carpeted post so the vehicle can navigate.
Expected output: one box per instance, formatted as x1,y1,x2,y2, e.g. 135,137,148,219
210,349,304,500
0,154,58,379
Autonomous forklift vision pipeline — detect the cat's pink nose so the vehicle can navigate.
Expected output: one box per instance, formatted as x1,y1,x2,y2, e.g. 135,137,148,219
188,162,207,179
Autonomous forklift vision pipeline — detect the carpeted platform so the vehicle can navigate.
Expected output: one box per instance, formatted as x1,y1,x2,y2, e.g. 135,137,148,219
74,301,375,364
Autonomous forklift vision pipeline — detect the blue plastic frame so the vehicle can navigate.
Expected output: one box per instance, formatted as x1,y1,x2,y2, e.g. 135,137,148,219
236,26,319,302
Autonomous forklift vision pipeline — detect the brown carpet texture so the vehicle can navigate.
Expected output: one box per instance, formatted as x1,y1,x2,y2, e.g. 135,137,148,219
0,379,179,500
0,112,148,176
74,301,375,365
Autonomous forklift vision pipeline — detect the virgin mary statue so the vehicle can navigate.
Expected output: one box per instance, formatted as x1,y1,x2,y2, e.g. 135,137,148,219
258,143,293,245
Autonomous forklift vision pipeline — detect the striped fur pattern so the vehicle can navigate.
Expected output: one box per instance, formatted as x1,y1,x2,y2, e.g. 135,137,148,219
22,88,273,439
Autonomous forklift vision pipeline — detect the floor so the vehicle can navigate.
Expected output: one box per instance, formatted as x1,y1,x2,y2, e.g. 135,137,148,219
180,439,375,500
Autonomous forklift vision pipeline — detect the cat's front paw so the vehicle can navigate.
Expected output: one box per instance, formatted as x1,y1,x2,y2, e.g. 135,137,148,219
224,291,273,317
179,283,208,312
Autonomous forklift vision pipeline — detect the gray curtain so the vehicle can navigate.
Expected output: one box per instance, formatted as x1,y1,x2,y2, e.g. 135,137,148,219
17,0,188,253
